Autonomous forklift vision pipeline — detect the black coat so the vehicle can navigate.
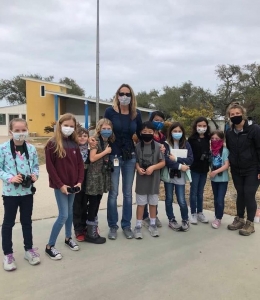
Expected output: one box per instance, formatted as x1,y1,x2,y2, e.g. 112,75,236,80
226,121,260,175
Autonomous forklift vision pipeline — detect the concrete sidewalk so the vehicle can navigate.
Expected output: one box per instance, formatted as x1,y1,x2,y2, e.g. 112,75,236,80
0,202,260,300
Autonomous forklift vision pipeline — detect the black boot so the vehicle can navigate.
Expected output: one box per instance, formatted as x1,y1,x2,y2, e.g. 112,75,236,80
85,224,106,244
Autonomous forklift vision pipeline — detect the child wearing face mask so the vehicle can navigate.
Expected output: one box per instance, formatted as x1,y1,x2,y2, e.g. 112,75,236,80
0,118,40,271
84,118,115,244
45,113,84,260
188,117,211,225
209,130,229,229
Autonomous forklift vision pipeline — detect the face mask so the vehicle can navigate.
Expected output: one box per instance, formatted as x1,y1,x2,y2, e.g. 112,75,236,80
172,133,182,140
211,140,224,156
12,131,28,141
152,121,164,131
230,115,243,125
118,95,131,106
61,126,74,136
101,129,112,138
197,127,207,134
141,134,153,143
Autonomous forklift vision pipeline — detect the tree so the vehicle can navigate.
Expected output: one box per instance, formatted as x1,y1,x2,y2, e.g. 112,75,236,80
136,89,159,109
59,77,85,96
0,74,54,104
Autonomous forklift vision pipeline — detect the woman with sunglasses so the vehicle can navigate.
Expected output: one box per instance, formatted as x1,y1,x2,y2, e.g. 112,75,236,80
104,84,142,240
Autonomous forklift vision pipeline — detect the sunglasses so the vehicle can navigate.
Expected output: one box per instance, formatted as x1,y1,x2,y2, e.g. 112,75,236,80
118,92,131,97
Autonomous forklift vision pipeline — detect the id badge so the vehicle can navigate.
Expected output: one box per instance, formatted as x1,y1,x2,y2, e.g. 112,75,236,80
113,158,119,167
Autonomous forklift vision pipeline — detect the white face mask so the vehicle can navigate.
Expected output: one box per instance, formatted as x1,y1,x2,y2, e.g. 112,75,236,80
118,95,131,106
61,126,74,136
12,131,29,141
197,127,207,134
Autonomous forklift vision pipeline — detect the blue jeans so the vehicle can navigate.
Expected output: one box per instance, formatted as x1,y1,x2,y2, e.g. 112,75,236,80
107,154,136,229
48,190,75,246
190,171,207,214
211,181,228,219
164,182,188,221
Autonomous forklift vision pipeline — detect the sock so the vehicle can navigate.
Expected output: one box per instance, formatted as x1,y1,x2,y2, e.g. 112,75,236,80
150,218,156,225
136,220,142,227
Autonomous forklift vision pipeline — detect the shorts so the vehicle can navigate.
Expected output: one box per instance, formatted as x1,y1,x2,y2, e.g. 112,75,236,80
136,194,159,206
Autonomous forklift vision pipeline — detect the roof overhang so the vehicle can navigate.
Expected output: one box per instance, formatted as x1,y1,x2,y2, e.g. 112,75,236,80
21,77,72,89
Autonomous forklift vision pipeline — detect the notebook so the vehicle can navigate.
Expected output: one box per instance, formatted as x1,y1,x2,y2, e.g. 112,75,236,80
170,149,188,158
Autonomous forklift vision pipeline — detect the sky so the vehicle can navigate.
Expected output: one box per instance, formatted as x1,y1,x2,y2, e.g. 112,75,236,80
0,0,260,102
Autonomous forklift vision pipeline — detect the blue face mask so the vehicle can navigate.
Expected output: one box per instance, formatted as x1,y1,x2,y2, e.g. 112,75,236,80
172,133,183,140
152,121,164,131
101,129,112,138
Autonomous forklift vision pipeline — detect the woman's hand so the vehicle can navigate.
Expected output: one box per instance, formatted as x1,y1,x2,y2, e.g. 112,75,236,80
169,154,176,161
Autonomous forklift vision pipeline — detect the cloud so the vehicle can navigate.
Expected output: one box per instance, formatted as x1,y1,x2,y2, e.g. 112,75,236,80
0,0,260,100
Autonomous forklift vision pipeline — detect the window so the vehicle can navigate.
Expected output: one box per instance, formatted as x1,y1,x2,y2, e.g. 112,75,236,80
9,114,19,123
22,114,26,120
0,114,6,125
40,85,45,97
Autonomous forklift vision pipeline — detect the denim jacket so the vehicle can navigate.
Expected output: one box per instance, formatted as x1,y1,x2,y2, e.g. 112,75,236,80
0,141,39,196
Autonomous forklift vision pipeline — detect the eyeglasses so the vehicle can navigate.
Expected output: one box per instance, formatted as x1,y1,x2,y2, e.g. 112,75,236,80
119,92,131,97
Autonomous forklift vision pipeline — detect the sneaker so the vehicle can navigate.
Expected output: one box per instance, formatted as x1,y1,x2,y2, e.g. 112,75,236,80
190,213,198,225
108,227,118,240
227,216,245,231
65,238,79,251
197,212,209,223
212,219,221,229
45,246,62,260
123,227,134,239
75,233,85,242
181,220,190,232
239,220,255,236
148,225,159,237
24,248,41,265
156,217,162,227
142,217,150,229
169,218,182,231
3,254,17,271
134,226,143,239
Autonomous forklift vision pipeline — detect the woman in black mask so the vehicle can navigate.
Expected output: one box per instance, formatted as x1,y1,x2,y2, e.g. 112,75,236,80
226,103,260,236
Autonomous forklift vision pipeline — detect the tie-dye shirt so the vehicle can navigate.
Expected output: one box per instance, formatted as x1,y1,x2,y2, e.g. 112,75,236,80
0,141,39,196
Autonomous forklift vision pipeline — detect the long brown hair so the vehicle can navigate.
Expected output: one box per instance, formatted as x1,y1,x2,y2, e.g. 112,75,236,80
167,122,187,149
112,83,137,119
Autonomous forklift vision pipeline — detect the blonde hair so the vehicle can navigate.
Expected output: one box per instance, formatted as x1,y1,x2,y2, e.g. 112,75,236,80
46,113,78,158
9,118,28,131
226,103,247,120
94,118,115,143
112,83,137,119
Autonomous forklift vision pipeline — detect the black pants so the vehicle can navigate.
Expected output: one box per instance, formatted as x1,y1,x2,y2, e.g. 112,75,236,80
73,190,89,233
231,170,259,222
1,195,33,255
87,195,102,222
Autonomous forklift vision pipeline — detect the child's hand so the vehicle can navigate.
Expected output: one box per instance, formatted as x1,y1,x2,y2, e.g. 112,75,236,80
74,183,81,193
210,171,217,178
137,167,146,175
31,174,37,182
145,166,154,175
10,174,23,184
60,185,69,195
105,144,111,154
160,144,166,154
88,137,97,148
180,165,189,172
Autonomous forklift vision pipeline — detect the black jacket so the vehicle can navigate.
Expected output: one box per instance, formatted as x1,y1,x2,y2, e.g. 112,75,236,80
226,121,260,175
188,134,210,173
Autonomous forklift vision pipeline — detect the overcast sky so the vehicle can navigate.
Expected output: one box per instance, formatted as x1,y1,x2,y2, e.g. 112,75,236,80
0,0,260,101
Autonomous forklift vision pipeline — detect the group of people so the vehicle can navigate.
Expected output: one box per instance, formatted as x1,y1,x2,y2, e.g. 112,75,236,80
1,83,260,272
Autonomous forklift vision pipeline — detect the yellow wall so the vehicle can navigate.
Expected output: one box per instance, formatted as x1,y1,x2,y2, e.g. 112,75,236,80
26,81,67,136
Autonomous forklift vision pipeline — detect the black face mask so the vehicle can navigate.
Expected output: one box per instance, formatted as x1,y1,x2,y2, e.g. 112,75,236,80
141,134,153,143
230,115,243,125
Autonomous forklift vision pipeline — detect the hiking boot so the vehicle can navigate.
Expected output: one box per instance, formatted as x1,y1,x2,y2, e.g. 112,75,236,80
24,248,41,265
142,217,150,229
168,218,181,231
148,225,159,237
239,220,255,236
65,238,79,251
123,227,134,239
45,246,62,260
212,219,221,229
156,217,162,228
227,216,245,231
134,226,143,239
181,220,190,232
85,224,106,244
108,227,118,240
190,213,198,225
3,254,17,271
197,212,209,223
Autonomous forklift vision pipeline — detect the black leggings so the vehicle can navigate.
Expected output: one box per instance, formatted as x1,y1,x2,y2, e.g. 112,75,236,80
87,194,102,222
231,170,259,222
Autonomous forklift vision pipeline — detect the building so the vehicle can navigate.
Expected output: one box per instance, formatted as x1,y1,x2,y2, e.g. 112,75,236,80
0,78,154,136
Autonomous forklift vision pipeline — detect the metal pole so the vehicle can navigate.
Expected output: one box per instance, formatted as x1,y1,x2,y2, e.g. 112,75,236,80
95,0,100,123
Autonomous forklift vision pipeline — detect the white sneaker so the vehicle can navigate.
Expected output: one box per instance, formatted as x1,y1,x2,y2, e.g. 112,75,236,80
24,248,41,265
134,226,143,239
3,254,17,271
197,212,209,223
190,213,198,225
148,225,159,237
